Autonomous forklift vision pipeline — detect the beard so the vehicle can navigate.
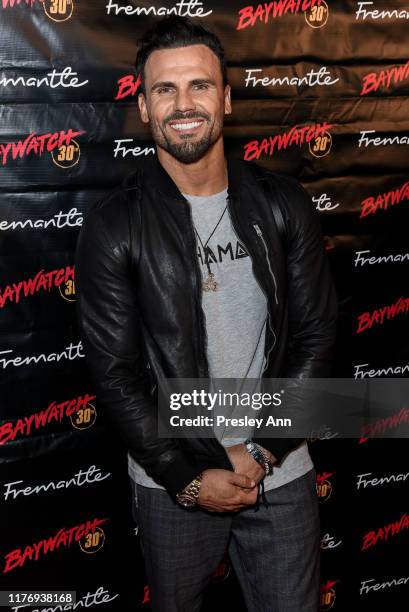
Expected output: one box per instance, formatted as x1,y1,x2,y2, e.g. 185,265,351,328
163,132,214,164
150,111,223,164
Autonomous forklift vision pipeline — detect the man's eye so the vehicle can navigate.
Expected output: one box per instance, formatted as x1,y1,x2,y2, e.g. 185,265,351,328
194,83,209,90
157,87,173,94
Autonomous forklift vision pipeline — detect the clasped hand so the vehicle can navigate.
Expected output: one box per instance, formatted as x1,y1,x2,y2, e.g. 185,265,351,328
196,443,276,513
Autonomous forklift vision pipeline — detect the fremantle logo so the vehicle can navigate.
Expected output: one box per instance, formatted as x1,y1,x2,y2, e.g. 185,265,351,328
353,360,409,378
0,341,84,370
3,465,111,500
113,139,155,158
356,471,409,490
106,0,212,17
244,66,339,88
356,1,409,21
354,249,409,266
0,208,84,231
320,533,342,550
359,130,409,148
313,193,340,211
360,576,409,596
0,67,88,90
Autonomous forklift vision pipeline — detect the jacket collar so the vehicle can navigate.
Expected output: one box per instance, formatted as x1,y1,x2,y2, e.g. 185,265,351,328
144,152,245,202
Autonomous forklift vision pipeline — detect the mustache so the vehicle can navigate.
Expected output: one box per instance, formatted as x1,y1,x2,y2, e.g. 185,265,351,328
165,111,211,124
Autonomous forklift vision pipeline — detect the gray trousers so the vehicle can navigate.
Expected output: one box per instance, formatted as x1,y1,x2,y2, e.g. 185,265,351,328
130,468,320,612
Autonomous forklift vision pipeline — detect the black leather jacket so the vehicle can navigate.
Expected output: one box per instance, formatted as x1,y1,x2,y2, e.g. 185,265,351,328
75,155,338,500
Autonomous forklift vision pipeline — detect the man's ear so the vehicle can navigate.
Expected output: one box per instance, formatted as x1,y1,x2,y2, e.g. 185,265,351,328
224,84,232,115
138,92,149,123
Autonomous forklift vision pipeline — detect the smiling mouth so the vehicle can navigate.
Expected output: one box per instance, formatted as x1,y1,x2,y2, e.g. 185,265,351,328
168,119,205,132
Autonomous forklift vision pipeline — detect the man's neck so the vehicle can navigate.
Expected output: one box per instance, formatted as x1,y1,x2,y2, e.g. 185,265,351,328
156,140,228,197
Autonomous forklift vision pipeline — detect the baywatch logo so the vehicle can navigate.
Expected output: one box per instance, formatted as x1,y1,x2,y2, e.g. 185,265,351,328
43,0,74,21
308,425,339,442
356,296,409,333
211,554,231,583
361,513,409,551
316,471,335,502
359,407,409,443
2,517,107,573
0,129,83,168
361,59,409,96
1,0,39,7
236,0,329,30
1,0,74,21
359,180,409,218
141,585,150,606
0,393,96,444
139,555,231,605
71,399,97,430
115,73,142,101
320,580,338,610
0,265,75,309
243,122,332,161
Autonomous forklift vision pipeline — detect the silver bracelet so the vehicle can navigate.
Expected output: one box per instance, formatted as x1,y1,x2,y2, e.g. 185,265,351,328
244,439,274,475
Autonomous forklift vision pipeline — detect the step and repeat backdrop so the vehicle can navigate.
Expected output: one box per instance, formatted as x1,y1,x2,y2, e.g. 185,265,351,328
0,1,408,610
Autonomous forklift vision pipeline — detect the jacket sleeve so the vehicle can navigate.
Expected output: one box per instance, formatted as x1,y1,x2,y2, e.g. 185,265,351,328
74,201,218,500
252,176,339,464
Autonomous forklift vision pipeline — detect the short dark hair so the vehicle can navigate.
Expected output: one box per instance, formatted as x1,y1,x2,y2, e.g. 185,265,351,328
135,16,228,94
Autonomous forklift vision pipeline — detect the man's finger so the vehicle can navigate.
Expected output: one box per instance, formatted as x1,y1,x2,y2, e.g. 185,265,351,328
229,472,256,489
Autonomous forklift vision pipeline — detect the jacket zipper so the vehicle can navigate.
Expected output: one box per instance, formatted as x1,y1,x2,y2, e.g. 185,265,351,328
253,223,279,306
183,197,210,378
252,223,278,375
226,195,278,376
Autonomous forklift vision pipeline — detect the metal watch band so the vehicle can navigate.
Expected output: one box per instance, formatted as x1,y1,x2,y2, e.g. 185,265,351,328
244,439,274,475
175,472,203,507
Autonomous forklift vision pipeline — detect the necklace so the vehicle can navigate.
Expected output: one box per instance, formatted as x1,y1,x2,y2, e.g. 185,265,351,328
193,204,228,292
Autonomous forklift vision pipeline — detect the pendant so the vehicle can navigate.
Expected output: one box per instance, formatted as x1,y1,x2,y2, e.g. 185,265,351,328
202,271,219,292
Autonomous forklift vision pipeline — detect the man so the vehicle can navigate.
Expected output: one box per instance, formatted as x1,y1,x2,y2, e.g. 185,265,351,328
75,16,338,612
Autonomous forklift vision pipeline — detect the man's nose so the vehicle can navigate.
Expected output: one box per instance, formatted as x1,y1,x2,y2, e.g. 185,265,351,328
174,88,195,112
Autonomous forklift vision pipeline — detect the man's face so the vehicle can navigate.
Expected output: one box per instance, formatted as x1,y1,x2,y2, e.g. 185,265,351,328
138,44,231,164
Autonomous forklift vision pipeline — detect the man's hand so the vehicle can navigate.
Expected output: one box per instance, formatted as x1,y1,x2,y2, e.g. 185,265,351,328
226,442,276,484
197,469,258,513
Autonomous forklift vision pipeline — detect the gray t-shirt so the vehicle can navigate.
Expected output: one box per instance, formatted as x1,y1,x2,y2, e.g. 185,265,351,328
128,188,312,496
